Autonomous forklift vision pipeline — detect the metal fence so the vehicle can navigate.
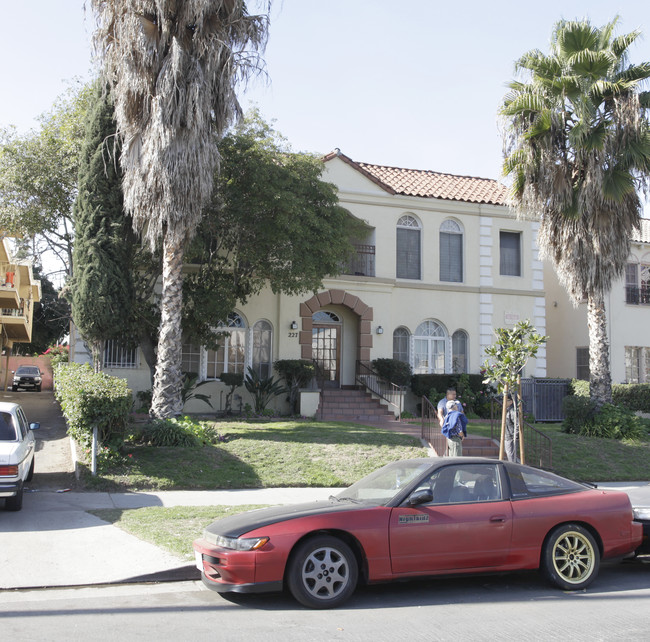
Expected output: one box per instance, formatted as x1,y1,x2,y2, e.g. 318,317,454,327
520,378,570,422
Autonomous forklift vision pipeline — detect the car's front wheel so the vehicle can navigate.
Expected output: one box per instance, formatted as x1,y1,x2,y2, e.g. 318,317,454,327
287,535,359,609
542,524,600,590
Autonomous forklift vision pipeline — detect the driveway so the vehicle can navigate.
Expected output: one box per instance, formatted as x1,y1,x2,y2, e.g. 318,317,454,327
0,389,76,489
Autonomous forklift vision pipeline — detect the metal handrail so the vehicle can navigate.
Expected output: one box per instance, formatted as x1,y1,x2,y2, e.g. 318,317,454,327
421,396,447,456
490,400,552,469
355,361,404,421
311,359,325,420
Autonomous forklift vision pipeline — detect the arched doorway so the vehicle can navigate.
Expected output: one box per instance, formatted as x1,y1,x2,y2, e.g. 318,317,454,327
298,289,374,387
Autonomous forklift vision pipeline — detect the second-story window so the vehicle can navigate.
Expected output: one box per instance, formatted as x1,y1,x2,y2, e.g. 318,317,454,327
626,262,650,305
440,219,463,282
396,215,421,280
500,231,521,276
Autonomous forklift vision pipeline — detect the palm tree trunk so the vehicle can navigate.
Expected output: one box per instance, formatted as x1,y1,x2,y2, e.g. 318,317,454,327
150,235,185,418
587,292,612,408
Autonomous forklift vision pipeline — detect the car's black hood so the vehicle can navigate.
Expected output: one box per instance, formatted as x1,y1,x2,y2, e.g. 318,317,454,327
204,499,368,538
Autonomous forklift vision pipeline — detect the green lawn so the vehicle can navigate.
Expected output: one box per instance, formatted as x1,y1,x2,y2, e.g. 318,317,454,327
88,417,650,561
82,420,428,491
90,505,268,560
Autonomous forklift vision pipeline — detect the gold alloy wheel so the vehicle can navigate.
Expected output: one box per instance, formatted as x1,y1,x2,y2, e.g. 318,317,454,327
551,529,597,584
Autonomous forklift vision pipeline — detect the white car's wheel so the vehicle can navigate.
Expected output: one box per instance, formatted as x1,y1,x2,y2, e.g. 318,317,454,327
5,485,23,511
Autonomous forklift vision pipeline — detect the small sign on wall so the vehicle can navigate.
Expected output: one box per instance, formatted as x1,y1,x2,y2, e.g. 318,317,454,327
504,311,520,325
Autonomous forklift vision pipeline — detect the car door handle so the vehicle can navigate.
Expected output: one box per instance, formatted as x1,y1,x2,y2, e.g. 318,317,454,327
489,515,507,523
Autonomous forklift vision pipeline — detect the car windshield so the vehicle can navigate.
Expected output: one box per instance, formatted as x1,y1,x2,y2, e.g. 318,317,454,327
0,412,17,440
336,460,432,506
17,367,39,375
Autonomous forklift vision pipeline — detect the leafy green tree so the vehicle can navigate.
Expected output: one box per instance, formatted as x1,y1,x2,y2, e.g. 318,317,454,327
483,320,547,461
500,18,650,408
0,83,93,278
68,84,137,371
92,1,271,418
14,267,69,355
182,111,360,348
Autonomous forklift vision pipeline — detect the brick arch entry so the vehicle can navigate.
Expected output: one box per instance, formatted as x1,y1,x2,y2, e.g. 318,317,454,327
298,289,374,362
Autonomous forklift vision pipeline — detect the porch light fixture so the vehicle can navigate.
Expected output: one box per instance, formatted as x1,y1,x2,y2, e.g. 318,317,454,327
290,321,298,330
376,325,384,334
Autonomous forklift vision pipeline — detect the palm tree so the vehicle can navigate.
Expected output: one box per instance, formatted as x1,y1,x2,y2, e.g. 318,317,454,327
91,1,270,417
500,18,650,407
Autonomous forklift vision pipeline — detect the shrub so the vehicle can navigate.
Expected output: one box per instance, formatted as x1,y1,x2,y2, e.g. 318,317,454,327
53,363,132,447
371,358,412,386
582,404,646,440
562,395,645,440
140,418,199,447
244,366,287,413
562,395,596,434
220,372,244,415
275,359,316,414
569,379,650,412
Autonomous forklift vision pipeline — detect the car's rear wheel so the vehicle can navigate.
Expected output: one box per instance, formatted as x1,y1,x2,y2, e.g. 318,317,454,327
26,456,35,482
542,524,600,590
5,485,23,511
287,535,358,609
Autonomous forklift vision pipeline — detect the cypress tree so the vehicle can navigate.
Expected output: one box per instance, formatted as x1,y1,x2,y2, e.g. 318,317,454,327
69,83,136,371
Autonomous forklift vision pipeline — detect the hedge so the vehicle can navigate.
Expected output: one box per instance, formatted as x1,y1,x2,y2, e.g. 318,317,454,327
411,374,485,398
53,362,132,446
569,379,650,412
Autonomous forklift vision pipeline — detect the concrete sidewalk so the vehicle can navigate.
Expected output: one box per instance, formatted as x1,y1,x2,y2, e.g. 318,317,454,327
0,487,337,590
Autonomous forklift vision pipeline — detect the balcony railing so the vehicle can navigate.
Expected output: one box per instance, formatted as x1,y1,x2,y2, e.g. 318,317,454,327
626,286,650,305
342,244,375,277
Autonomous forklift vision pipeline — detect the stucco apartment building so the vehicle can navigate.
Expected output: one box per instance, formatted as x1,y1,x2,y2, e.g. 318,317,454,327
545,218,650,384
72,151,547,413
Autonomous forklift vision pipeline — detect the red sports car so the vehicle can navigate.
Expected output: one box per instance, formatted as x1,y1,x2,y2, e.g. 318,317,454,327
193,457,644,608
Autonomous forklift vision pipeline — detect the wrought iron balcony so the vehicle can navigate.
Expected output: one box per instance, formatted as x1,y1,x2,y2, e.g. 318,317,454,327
625,286,650,305
342,244,375,277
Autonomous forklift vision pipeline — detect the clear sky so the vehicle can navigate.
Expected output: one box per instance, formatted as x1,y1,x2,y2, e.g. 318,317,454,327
2,0,650,186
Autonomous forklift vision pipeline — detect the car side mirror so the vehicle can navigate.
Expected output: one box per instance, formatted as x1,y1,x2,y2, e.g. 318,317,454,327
29,423,40,431
407,489,433,506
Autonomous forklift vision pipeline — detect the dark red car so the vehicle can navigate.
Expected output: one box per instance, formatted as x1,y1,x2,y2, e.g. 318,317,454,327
193,457,644,608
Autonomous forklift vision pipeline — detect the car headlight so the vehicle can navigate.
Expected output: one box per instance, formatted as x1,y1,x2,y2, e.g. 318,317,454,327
206,533,269,551
34,377,42,383
633,507,650,521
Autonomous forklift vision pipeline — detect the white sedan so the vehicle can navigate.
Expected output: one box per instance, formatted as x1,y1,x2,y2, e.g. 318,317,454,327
0,402,40,511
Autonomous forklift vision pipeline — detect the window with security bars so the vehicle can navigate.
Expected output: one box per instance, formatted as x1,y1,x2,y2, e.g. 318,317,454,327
576,347,589,381
500,231,521,276
103,340,137,369
625,347,650,383
396,215,421,279
440,220,463,282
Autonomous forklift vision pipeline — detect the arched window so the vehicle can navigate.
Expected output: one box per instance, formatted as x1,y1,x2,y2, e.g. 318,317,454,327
206,312,247,378
396,215,421,280
252,320,273,379
393,327,410,363
452,330,468,373
413,320,447,374
440,219,463,282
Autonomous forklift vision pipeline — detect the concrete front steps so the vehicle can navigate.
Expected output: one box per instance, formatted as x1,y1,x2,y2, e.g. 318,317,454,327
462,435,500,458
318,387,396,423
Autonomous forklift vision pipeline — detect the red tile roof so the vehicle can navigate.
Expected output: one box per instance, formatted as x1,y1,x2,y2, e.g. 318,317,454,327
324,150,508,206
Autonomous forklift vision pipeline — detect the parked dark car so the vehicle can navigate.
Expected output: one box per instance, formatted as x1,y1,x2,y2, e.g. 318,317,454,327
11,366,43,392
